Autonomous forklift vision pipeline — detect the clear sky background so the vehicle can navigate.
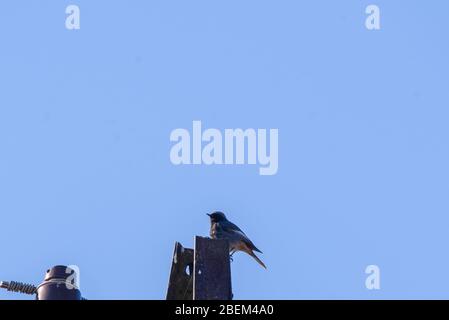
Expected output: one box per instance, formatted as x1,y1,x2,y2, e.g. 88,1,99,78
1,1,448,299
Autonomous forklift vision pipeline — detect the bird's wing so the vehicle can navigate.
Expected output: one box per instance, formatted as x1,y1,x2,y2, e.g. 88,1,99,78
224,221,246,234
221,221,263,254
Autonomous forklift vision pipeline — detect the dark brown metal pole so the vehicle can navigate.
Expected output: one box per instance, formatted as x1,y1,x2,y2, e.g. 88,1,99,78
166,237,233,300
166,242,194,300
193,236,232,300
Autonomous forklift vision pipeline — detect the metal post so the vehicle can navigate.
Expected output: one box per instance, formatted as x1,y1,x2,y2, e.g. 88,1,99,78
193,236,232,300
166,236,233,300
166,242,194,300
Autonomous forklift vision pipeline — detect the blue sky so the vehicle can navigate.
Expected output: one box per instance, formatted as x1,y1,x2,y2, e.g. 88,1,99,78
1,1,449,299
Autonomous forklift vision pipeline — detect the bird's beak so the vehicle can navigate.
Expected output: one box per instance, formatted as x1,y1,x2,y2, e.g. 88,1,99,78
206,213,211,217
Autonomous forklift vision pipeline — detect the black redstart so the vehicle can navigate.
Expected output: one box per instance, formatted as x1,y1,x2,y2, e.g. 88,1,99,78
207,211,266,269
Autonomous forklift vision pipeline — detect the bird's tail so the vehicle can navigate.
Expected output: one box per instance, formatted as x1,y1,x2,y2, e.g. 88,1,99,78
248,250,267,269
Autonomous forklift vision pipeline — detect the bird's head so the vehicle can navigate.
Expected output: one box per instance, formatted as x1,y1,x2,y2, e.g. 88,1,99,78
207,211,227,223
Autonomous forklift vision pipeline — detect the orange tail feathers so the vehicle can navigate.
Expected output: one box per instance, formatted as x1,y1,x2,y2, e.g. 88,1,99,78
247,250,267,269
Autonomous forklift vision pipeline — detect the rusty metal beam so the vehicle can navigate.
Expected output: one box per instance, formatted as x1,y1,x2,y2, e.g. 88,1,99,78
193,236,232,300
166,242,194,300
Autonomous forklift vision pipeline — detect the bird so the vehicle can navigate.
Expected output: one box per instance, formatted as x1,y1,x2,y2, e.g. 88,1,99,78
207,211,266,269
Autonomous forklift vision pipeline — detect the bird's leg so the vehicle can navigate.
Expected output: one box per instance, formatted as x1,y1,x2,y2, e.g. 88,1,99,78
229,249,236,262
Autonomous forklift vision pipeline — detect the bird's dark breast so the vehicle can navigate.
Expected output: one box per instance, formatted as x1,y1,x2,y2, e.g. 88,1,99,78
210,222,220,239
210,222,229,240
